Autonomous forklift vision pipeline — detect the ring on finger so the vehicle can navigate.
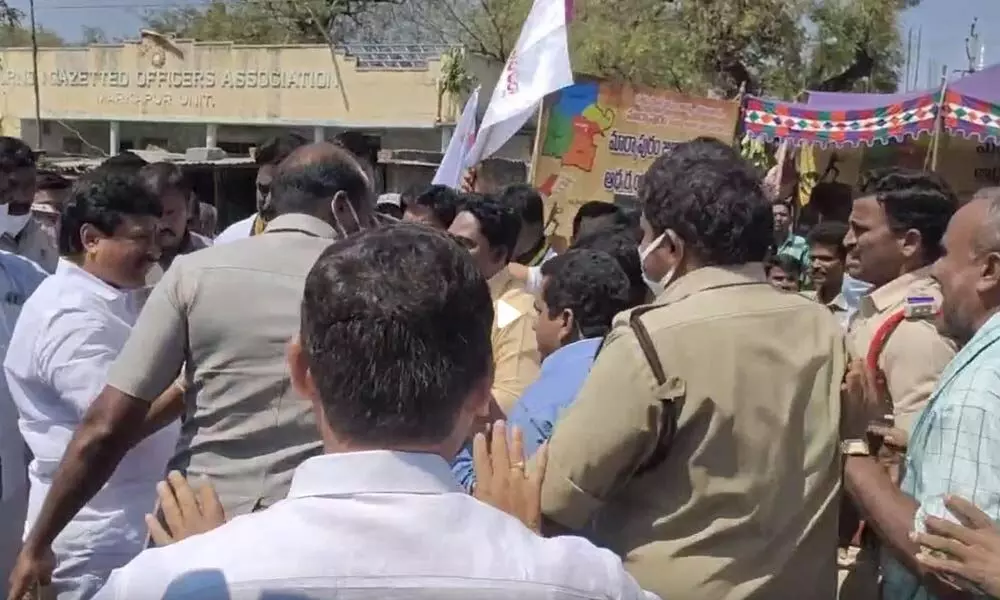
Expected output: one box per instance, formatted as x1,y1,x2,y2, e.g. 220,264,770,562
510,461,525,471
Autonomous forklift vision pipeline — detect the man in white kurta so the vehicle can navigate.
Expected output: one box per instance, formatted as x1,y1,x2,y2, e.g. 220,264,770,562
4,259,180,599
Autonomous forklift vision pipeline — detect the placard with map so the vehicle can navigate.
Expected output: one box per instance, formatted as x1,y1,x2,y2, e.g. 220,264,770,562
532,79,742,238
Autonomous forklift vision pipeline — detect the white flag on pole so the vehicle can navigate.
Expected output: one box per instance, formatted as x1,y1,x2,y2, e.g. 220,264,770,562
433,86,481,188
464,0,574,168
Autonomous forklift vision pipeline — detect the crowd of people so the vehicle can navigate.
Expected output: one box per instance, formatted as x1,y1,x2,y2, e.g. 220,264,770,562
1,131,1000,600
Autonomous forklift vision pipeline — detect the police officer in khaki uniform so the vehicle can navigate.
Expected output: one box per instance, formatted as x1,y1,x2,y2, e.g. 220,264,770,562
843,169,958,435
448,193,540,414
537,139,844,600
8,143,375,593
836,168,959,599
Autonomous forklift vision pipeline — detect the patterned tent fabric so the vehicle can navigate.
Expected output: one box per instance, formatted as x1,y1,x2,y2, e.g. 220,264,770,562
943,91,1000,145
742,93,941,148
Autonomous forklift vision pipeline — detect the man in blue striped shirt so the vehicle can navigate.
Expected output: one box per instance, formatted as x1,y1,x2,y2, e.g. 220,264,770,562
453,249,633,492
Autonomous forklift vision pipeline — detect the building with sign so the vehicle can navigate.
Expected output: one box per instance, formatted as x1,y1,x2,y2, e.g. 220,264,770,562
0,36,527,170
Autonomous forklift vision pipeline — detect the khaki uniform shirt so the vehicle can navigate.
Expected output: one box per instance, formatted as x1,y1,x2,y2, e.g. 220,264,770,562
846,267,956,434
538,264,843,600
106,214,334,517
0,219,58,273
487,267,541,414
803,289,850,329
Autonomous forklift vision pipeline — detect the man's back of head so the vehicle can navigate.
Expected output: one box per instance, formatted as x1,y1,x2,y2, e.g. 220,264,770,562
640,137,772,270
269,142,373,234
295,223,494,451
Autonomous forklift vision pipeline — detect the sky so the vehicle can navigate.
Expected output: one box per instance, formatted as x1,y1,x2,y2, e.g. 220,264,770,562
9,0,1000,93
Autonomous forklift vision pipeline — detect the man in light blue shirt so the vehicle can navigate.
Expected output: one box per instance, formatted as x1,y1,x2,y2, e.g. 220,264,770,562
842,187,1000,600
453,249,633,491
0,251,48,587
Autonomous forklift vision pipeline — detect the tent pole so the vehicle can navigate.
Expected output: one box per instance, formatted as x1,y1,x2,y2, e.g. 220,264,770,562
924,65,949,173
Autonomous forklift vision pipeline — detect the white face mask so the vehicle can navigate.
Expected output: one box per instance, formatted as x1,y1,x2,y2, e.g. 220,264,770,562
638,231,676,297
330,197,364,237
4,212,30,237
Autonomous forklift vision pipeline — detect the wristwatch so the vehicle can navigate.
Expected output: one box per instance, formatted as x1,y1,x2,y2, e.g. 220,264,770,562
841,439,871,456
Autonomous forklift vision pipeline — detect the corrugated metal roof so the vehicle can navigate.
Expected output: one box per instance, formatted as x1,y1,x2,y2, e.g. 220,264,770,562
39,151,256,172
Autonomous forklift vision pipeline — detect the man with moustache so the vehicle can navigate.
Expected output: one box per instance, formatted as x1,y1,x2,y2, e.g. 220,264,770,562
841,187,1000,600
839,167,960,598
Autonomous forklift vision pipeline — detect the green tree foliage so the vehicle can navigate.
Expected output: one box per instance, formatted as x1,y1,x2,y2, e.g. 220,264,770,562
0,23,64,47
140,0,918,100
142,0,404,45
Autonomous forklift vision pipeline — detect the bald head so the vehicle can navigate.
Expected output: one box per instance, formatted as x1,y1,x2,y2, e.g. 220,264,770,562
971,187,1000,254
269,142,373,226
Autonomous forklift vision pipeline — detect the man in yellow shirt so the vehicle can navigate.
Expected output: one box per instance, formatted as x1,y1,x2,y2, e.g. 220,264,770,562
449,193,540,414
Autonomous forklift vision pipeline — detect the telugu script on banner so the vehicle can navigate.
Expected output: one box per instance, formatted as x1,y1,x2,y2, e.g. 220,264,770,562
531,79,741,238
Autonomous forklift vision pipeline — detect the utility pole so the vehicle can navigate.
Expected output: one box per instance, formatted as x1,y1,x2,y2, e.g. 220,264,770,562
962,17,980,74
904,28,913,92
28,0,41,148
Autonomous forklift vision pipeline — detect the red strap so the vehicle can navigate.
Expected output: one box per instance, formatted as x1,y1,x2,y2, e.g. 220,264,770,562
845,310,908,548
865,310,907,374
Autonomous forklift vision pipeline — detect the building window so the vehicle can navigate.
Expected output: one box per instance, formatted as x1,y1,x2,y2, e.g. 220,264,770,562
218,141,253,155
139,138,168,150
61,137,83,154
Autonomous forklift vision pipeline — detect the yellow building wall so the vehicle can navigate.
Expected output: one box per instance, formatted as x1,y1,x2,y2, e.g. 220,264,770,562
0,39,448,130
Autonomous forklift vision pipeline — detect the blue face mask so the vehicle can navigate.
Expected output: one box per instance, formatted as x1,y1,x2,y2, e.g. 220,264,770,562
841,274,873,311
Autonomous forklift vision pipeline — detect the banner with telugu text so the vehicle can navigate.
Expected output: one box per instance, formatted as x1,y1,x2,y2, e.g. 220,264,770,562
531,79,741,238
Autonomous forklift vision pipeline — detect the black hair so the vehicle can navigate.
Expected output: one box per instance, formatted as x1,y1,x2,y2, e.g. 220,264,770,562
640,137,772,265
858,167,958,262
541,249,632,339
0,137,35,171
764,252,802,278
572,201,621,239
35,171,72,192
270,147,370,217
807,220,849,260
410,185,460,228
571,225,647,308
256,133,308,167
59,172,162,255
138,162,191,198
400,184,423,209
457,192,522,262
499,183,544,225
301,223,493,446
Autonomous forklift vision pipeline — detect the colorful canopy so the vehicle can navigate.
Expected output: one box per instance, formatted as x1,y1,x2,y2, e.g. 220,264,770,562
742,92,940,148
742,64,1000,147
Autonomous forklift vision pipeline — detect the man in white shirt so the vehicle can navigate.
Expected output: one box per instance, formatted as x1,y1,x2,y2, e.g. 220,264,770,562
4,173,181,599
93,224,654,600
215,133,307,244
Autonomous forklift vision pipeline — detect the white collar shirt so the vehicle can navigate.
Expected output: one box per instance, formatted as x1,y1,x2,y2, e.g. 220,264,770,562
2,259,180,573
95,450,658,600
214,214,256,245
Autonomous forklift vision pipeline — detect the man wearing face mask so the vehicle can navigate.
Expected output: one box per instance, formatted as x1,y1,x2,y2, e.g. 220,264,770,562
536,138,844,599
0,139,49,595
0,138,58,273
7,143,377,597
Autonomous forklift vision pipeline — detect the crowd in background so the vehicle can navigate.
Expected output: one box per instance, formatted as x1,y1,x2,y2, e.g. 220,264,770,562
0,133,1000,600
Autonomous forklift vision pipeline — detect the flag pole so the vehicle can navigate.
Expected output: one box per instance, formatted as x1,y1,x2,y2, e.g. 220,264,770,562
527,101,546,185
